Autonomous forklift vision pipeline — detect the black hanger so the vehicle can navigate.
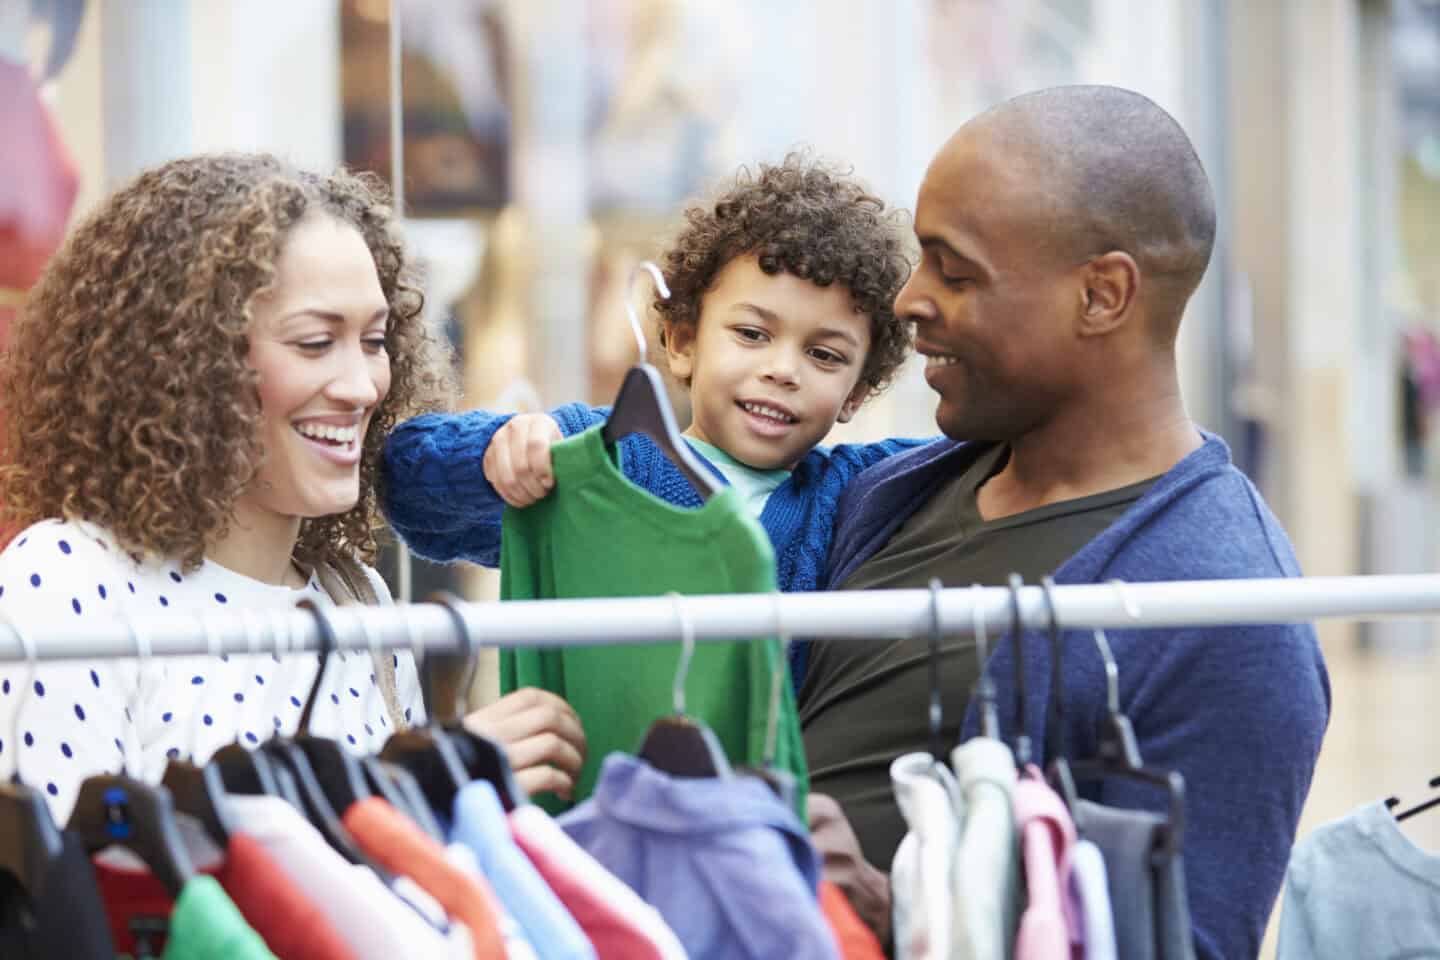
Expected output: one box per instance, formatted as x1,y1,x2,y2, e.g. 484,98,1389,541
66,776,195,899
1385,775,1440,822
430,593,527,810
600,262,722,501
0,782,63,900
361,758,446,842
969,583,1002,739
1006,573,1032,766
161,760,234,848
637,593,732,778
291,601,372,817
1046,581,1186,859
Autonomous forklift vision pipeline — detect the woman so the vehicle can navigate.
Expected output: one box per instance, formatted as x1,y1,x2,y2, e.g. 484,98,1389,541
0,153,458,817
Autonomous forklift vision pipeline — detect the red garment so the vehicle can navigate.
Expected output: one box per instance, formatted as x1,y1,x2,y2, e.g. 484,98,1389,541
342,797,507,959
818,881,885,960
91,831,356,960
0,57,79,290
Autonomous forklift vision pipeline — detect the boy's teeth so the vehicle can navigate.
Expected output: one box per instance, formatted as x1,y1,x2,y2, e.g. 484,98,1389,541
742,402,794,423
926,354,960,368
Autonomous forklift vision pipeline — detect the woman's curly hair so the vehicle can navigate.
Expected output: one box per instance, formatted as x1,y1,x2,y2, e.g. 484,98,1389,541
656,152,914,397
0,153,454,572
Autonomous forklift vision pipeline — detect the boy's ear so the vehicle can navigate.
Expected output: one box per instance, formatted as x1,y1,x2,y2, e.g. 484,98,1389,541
663,321,697,384
836,382,870,424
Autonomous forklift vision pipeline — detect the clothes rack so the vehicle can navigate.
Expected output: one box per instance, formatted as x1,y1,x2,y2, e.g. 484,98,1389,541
0,573,1436,662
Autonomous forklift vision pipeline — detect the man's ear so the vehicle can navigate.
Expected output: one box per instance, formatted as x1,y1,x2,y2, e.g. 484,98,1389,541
1077,251,1139,337
663,321,697,384
836,382,870,424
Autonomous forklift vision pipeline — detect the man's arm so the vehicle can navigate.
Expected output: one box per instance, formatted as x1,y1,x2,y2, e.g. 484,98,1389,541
380,403,604,565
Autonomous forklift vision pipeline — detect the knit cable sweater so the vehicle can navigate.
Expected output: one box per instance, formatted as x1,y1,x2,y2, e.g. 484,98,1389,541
380,403,930,678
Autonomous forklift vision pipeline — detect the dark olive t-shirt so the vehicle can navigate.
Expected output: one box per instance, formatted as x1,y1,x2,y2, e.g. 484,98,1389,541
799,444,1156,867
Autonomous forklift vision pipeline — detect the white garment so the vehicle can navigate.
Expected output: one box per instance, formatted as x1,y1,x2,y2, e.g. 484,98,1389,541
228,794,470,960
1070,840,1118,960
447,842,541,960
509,803,688,960
949,737,1020,960
0,519,424,820
889,752,962,960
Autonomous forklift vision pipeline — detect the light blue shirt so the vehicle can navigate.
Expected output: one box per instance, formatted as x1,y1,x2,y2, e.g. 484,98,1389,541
685,437,791,517
451,781,597,960
1278,800,1440,959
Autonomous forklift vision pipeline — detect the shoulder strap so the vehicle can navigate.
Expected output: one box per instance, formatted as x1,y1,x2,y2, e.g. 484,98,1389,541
313,556,407,732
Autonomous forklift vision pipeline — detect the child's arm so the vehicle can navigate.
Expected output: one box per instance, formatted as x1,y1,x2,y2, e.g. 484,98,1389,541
821,435,938,478
381,403,606,566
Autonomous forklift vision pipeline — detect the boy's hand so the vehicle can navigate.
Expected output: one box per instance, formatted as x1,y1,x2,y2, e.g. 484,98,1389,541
484,413,564,507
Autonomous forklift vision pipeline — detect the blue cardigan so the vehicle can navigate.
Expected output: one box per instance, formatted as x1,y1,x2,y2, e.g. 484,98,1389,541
823,431,1331,960
380,404,929,677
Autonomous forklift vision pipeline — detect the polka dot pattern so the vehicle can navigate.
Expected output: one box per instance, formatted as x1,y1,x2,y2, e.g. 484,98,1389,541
0,518,424,820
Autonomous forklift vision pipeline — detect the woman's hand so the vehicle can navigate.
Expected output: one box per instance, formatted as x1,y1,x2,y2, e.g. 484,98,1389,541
483,414,564,507
463,687,587,801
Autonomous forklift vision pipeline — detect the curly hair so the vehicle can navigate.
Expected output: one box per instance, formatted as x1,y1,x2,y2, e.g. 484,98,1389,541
0,153,454,572
656,152,914,397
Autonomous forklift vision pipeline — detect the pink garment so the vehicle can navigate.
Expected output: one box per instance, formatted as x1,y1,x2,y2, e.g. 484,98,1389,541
508,803,685,960
1013,765,1080,959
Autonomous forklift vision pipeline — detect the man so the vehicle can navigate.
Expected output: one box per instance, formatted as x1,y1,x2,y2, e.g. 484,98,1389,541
798,86,1330,959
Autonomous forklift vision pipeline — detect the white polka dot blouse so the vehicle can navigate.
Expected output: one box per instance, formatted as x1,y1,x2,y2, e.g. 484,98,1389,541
0,519,425,820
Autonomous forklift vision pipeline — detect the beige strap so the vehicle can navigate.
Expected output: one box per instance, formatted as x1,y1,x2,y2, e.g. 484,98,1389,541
314,557,407,733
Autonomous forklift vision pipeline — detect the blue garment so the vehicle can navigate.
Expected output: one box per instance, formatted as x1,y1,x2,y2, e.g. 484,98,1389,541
823,431,1331,960
1278,801,1440,959
559,754,838,960
450,781,597,960
380,403,930,683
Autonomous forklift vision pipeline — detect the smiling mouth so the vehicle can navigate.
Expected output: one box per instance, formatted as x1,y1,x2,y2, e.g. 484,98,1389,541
924,354,960,368
293,422,361,451
737,400,799,426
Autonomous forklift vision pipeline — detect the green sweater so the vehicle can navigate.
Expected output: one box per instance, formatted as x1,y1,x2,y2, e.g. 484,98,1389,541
499,426,808,815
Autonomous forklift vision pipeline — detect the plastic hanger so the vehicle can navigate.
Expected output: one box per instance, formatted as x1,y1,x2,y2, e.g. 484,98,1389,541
1005,573,1032,766
1046,579,1186,859
163,610,237,846
969,583,1002,739
738,594,797,807
600,261,722,500
209,610,297,807
0,610,66,897
66,613,195,899
636,593,732,778
1386,776,1440,822
290,600,372,816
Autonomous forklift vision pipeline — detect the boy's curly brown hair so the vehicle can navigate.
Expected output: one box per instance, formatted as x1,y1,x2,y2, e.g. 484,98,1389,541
0,153,454,572
656,152,914,397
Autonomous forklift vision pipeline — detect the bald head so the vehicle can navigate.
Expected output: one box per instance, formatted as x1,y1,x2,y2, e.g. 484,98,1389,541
959,85,1215,332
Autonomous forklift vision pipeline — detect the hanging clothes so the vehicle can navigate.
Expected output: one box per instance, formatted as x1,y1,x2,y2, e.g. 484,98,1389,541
450,780,596,960
1278,800,1440,959
1069,839,1117,960
888,752,961,960
509,802,686,960
161,875,277,960
560,752,837,960
1072,800,1195,960
0,826,115,958
948,737,1019,960
498,426,807,814
818,881,885,960
444,843,544,960
1013,766,1078,959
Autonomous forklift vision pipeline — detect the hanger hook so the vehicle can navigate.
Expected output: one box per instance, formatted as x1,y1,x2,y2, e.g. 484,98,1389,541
667,592,695,716
428,592,478,725
1091,627,1121,715
295,600,337,736
969,583,1001,739
763,593,791,766
1006,573,1031,767
1039,576,1066,763
1109,577,1142,620
3,606,38,784
926,578,945,761
117,610,151,777
625,261,670,363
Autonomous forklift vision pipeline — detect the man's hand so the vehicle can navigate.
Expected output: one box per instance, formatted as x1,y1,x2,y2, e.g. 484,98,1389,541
463,687,587,801
483,413,564,507
808,792,893,947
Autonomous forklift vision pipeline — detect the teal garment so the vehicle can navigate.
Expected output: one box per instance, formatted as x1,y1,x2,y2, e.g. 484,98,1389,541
684,436,791,516
499,426,809,819
163,876,277,960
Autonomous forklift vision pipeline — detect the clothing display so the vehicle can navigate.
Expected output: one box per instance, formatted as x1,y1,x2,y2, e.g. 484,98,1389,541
379,402,928,683
888,752,961,960
1278,800,1440,959
498,425,807,812
0,826,115,957
818,431,1329,959
0,519,424,820
950,737,1020,960
1013,767,1078,959
560,752,838,960
162,875,278,960
1070,840,1118,960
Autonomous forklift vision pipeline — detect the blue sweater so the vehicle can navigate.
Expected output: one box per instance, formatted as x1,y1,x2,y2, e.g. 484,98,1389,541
824,431,1331,960
380,404,929,677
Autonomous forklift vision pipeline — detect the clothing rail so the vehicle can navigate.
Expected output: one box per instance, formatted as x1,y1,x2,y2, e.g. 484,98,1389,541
0,574,1438,663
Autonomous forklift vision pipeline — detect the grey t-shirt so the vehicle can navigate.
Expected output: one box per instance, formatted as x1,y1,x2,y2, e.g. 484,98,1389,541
799,444,1155,868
